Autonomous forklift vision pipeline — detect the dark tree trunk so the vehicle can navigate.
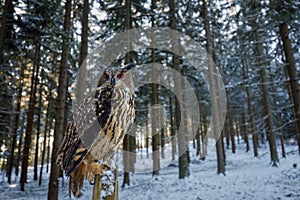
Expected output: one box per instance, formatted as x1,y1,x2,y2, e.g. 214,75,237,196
46,120,53,174
39,97,51,186
169,96,176,161
122,134,130,188
34,82,43,181
77,0,89,101
196,129,201,156
1,0,15,183
7,65,24,184
160,112,165,159
242,58,259,156
169,0,189,178
0,0,13,63
48,0,71,198
202,0,225,174
20,40,41,191
225,118,230,149
253,20,279,166
79,0,89,66
151,0,160,176
15,112,26,178
122,0,135,188
279,22,300,155
146,119,149,158
200,115,207,160
270,73,286,158
241,113,250,152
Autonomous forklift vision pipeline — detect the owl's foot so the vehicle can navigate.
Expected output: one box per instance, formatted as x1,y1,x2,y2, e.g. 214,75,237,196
87,162,111,183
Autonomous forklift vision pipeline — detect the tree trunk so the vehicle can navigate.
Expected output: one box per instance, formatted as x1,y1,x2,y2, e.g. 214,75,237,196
39,93,51,186
200,115,207,160
122,0,135,187
202,0,225,174
15,112,26,178
241,112,250,152
196,128,201,156
253,20,279,166
169,0,189,178
77,0,89,102
225,118,230,149
79,0,89,66
242,59,259,156
169,95,176,161
122,133,130,187
46,121,52,173
20,40,41,191
160,110,165,159
227,102,236,154
151,0,160,176
34,81,43,181
47,0,71,198
270,73,286,158
7,65,24,184
279,22,300,155
151,62,160,176
179,80,190,178
0,0,13,63
146,119,149,158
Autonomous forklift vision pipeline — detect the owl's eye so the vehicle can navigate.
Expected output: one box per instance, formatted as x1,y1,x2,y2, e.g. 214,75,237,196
117,72,125,79
103,73,109,80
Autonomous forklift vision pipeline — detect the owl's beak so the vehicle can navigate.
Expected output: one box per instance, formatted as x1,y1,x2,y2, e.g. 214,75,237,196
111,77,115,87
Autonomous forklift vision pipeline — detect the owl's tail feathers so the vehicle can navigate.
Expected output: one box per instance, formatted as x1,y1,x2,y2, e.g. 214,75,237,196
69,162,87,198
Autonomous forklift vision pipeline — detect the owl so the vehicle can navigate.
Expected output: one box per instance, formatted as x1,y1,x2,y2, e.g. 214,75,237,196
56,63,135,198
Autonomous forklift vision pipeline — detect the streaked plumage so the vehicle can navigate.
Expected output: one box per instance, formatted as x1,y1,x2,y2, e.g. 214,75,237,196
56,64,135,197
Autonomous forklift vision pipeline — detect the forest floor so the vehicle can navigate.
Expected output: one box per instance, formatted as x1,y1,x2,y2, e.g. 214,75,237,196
0,141,300,200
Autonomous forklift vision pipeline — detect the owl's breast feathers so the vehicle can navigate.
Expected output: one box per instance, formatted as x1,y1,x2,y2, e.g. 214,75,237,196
56,84,134,177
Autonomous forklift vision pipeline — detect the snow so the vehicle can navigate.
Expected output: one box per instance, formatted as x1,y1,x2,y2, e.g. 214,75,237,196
1,142,300,200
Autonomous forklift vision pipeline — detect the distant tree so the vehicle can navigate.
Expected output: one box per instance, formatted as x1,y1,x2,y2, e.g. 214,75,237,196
249,2,279,165
151,0,160,177
169,0,190,178
39,82,52,186
202,0,225,174
20,36,41,191
7,64,24,184
33,78,43,181
242,58,258,156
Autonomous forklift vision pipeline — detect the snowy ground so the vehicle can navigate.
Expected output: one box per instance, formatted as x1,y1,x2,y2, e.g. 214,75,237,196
1,142,300,200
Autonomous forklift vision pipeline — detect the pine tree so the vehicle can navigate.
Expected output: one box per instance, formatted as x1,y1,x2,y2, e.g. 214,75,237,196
48,0,72,198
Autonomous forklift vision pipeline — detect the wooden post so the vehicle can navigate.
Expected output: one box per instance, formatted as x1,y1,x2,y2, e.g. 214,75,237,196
114,166,118,200
92,174,102,200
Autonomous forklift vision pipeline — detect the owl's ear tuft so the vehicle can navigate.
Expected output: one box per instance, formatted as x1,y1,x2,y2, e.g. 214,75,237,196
124,63,135,71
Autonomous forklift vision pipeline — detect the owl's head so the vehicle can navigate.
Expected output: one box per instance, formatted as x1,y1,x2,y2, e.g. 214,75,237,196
98,63,135,89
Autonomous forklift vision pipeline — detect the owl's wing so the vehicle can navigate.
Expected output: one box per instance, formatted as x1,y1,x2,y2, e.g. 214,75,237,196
56,85,113,176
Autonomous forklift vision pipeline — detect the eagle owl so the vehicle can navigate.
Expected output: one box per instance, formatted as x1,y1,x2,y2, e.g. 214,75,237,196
56,63,135,197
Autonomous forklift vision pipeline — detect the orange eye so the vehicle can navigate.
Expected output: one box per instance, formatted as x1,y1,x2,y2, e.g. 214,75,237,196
103,73,109,80
117,72,124,79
